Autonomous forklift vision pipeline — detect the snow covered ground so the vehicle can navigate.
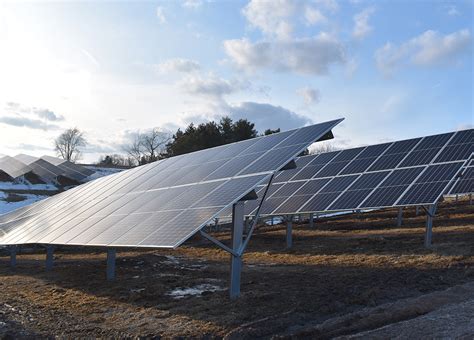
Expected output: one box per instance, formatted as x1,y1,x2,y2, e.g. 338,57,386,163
0,193,49,215
85,166,124,180
0,182,58,191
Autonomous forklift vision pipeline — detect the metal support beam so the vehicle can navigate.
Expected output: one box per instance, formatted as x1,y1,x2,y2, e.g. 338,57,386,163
9,246,17,268
397,207,403,227
107,248,116,281
415,206,420,216
470,194,473,205
245,217,250,234
230,201,244,299
309,213,314,229
45,246,54,271
424,204,437,248
286,215,293,249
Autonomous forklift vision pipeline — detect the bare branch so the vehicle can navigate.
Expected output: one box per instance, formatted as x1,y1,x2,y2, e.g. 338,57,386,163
54,127,87,162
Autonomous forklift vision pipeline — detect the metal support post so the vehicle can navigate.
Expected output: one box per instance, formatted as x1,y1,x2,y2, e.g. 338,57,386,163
230,201,244,299
309,213,314,229
10,246,17,268
424,204,437,248
107,248,116,281
470,194,472,205
286,215,293,249
397,207,403,227
416,206,419,216
46,246,54,271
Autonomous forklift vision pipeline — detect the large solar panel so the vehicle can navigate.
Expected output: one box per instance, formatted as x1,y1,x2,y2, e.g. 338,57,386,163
0,156,33,178
41,155,95,180
236,129,471,217
0,119,343,248
449,154,474,195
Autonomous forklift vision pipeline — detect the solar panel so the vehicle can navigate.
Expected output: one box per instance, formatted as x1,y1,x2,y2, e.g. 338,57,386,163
449,166,474,195
236,129,472,217
0,119,343,248
0,156,33,178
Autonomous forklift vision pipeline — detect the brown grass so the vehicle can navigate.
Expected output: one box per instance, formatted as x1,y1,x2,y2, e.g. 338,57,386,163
0,198,473,338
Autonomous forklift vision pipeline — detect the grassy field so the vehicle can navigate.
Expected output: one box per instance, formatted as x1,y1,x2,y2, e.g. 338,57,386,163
0,198,473,338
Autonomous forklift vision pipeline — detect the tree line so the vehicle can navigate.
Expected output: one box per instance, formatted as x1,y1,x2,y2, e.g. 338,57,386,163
54,116,284,166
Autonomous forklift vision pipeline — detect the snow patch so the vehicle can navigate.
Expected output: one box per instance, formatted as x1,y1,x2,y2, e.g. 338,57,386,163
167,284,225,299
0,182,57,191
0,194,48,215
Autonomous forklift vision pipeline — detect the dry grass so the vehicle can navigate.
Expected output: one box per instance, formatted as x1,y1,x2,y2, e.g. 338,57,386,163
0,199,473,338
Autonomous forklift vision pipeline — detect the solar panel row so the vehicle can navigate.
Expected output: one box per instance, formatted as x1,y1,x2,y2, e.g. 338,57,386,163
449,153,474,195
234,129,472,217
0,119,343,248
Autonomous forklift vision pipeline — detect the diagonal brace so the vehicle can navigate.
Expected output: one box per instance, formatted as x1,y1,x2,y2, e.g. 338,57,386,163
200,230,239,257
237,174,275,256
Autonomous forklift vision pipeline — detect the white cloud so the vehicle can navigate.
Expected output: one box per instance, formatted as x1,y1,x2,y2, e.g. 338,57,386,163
157,58,201,73
305,7,327,25
242,0,335,39
182,0,203,9
447,5,460,16
3,102,64,125
0,116,59,130
179,74,248,100
242,0,295,40
229,102,312,131
352,7,375,39
297,87,320,105
156,6,167,24
375,29,472,76
224,33,346,75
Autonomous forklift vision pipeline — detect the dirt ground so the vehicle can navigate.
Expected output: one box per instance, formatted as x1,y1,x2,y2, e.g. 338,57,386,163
0,198,473,338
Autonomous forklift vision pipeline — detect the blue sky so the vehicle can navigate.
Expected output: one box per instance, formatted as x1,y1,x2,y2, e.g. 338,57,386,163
0,0,472,162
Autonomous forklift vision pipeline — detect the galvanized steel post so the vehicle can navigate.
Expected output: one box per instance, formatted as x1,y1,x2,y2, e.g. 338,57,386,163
46,246,54,271
424,204,437,248
230,201,244,299
107,248,116,281
397,207,403,227
286,215,293,249
10,246,17,268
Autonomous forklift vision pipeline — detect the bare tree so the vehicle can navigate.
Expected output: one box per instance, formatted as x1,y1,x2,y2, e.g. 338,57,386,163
123,132,143,165
122,128,171,165
141,128,171,162
54,127,87,162
310,142,338,155
97,154,135,167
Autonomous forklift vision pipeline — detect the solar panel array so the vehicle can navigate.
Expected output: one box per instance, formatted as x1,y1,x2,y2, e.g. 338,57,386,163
449,154,474,195
14,154,70,183
233,129,472,217
0,119,342,248
41,155,95,181
0,156,34,179
0,154,95,183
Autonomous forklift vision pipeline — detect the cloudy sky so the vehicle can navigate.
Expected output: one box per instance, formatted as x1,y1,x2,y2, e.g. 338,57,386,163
0,0,472,162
